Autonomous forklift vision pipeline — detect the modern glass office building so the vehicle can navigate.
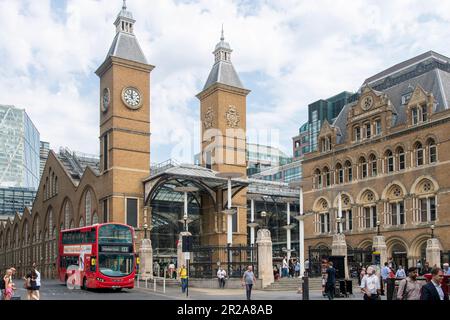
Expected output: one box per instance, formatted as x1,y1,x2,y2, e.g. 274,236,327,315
293,91,353,159
0,105,40,216
0,105,40,189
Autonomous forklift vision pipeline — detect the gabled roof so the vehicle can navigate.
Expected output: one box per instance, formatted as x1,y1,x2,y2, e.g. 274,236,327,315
106,32,148,65
332,51,450,145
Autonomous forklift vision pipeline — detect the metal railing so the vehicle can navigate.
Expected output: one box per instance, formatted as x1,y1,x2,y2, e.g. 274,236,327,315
136,274,166,293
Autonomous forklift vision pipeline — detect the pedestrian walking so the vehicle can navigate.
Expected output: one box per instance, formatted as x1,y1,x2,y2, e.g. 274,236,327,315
443,263,450,276
32,263,41,300
241,266,256,301
380,262,390,295
217,266,227,289
3,269,16,300
23,270,38,300
169,261,176,279
395,265,406,279
325,261,336,300
179,264,188,293
420,267,449,301
359,267,366,286
396,267,422,300
295,260,301,278
360,266,381,301
282,257,288,278
420,262,431,275
304,259,310,275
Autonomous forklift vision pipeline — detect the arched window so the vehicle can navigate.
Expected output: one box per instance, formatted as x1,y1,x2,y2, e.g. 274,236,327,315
361,190,377,230
427,139,437,164
412,107,419,125
345,161,353,182
396,147,405,170
85,191,92,226
385,150,394,173
315,199,330,234
387,186,405,226
314,169,322,189
359,157,368,179
45,177,49,199
92,213,99,225
416,179,437,223
414,142,424,166
336,163,343,184
79,217,85,228
323,167,331,187
52,172,55,196
55,176,58,195
369,154,377,177
354,126,361,142
64,202,71,230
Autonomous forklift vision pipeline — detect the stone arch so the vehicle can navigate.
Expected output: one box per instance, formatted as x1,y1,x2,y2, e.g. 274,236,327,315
92,211,99,224
381,145,395,156
367,150,380,158
313,197,331,212
357,239,373,250
333,192,354,208
381,181,407,200
409,234,432,259
78,185,98,227
314,242,331,250
386,236,410,258
357,188,379,203
60,198,74,231
410,175,439,195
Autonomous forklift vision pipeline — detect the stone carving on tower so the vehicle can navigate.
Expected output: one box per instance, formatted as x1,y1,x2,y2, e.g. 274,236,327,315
225,105,240,128
204,106,215,129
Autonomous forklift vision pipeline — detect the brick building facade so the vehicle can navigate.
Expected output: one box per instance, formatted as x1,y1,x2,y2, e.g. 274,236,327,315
302,51,450,269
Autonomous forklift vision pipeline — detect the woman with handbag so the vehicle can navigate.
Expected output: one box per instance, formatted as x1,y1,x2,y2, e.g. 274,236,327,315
23,270,37,300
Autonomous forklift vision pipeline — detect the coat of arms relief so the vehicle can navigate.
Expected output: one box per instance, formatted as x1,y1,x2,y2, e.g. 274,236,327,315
203,106,215,129
225,105,240,128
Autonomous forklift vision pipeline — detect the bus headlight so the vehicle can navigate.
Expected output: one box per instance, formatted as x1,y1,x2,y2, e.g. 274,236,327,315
96,277,105,282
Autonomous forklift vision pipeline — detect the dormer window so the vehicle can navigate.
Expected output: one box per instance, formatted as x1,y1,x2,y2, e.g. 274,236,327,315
412,107,419,125
421,104,428,122
401,92,412,105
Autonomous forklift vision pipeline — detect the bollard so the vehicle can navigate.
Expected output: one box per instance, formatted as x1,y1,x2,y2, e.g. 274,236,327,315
163,277,166,293
137,275,140,288
145,278,148,289
154,278,156,292
302,273,309,300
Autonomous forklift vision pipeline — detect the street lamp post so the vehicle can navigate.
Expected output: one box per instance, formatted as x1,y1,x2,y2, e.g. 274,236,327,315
431,224,435,238
377,220,381,236
289,180,308,278
216,172,243,278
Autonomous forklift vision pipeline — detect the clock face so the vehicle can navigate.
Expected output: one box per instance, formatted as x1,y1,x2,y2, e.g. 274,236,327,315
362,96,374,110
122,87,142,109
102,88,110,112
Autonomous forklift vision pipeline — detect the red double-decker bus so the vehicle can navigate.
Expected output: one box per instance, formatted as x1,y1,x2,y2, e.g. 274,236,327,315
58,223,136,290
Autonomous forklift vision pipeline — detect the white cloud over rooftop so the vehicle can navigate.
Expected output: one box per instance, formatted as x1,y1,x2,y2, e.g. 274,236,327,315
0,0,449,163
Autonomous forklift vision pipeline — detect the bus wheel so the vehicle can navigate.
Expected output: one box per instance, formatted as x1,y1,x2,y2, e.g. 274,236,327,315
82,277,87,290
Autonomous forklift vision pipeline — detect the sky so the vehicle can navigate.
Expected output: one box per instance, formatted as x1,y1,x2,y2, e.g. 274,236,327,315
1,0,450,164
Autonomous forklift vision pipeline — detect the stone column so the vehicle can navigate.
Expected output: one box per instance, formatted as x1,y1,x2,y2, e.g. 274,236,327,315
331,233,349,279
426,238,441,268
373,235,387,266
257,229,275,288
139,238,153,280
177,231,192,270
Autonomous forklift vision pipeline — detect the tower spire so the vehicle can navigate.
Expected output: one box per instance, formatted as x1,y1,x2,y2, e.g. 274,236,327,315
123,0,127,10
221,24,224,41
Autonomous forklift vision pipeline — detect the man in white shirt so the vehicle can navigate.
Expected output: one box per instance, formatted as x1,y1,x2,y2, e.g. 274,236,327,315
217,267,227,289
360,266,381,300
282,257,288,278
32,262,41,300
395,265,406,279
443,263,450,276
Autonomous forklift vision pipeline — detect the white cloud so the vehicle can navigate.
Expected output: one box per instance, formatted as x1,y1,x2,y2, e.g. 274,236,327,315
0,0,449,161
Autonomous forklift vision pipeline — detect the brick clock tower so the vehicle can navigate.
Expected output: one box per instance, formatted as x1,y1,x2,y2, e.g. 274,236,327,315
196,30,250,246
95,2,154,228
